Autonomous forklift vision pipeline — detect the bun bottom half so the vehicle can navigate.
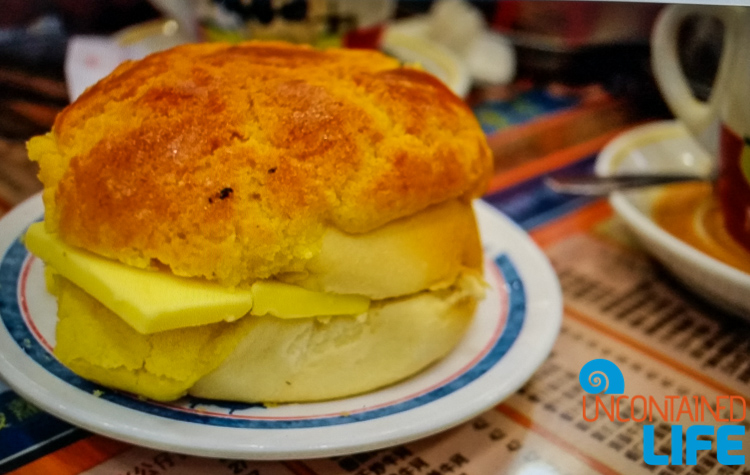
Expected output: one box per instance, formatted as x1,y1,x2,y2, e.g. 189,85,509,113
52,273,483,403
191,273,482,403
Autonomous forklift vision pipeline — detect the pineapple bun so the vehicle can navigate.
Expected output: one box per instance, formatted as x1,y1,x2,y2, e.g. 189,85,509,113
25,42,493,403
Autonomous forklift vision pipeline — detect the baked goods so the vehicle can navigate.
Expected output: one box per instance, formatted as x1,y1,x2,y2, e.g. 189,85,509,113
25,41,492,403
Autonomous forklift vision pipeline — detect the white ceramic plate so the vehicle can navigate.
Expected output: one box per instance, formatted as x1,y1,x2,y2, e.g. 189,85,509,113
381,22,471,97
0,195,561,460
596,120,750,318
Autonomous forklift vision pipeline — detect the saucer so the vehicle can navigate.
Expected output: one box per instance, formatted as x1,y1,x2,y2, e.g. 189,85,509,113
595,120,750,318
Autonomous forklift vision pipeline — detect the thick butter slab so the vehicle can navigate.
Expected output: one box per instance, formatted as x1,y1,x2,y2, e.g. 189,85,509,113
251,281,369,319
25,222,256,334
25,223,370,334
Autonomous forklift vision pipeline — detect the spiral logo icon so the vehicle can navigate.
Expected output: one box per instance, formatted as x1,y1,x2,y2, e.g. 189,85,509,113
579,359,624,394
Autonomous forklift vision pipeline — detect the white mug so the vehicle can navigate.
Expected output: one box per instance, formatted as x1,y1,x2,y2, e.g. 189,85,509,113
652,4,750,252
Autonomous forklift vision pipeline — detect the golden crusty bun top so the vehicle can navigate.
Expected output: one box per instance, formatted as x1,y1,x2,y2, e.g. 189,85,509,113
28,42,492,286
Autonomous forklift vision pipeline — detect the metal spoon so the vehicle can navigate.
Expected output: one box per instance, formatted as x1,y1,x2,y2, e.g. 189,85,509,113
544,173,714,196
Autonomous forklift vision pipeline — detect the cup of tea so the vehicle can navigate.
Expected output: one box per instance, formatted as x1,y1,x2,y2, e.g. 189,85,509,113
651,4,750,252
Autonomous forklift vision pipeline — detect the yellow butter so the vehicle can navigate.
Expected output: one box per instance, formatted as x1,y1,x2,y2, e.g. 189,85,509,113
24,222,370,334
251,280,369,318
25,222,256,334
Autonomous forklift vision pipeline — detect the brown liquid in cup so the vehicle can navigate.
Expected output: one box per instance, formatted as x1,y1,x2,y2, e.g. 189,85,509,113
652,182,750,274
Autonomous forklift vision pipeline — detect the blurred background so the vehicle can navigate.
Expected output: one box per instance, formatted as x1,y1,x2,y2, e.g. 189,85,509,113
0,0,724,207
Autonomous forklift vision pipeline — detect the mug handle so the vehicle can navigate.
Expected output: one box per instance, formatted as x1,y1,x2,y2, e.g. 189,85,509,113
651,5,743,153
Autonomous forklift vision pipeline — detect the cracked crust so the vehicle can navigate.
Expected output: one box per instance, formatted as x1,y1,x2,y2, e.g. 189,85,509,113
28,42,492,286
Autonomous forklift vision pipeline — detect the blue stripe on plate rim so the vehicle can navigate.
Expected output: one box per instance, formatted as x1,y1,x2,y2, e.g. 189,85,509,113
0,228,526,429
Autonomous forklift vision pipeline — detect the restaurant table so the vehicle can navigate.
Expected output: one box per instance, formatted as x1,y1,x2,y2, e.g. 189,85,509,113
1,72,750,474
